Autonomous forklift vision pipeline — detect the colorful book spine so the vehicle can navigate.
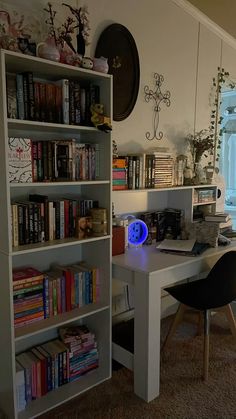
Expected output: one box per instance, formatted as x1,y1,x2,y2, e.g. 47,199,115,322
16,73,25,120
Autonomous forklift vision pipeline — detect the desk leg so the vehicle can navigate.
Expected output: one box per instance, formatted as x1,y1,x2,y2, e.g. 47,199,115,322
134,271,161,402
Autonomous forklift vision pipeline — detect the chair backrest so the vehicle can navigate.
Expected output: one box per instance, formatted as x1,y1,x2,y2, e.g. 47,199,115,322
206,250,236,306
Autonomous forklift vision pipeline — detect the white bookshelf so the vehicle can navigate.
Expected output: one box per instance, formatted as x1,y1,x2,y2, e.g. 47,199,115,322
0,50,112,418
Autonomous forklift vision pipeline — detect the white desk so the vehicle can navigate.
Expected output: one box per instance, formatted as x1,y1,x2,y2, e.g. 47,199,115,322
112,242,236,402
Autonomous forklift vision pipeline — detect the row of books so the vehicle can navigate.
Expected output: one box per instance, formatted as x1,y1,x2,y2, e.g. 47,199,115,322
13,267,44,329
11,194,99,247
6,72,100,126
15,325,98,412
112,152,174,190
13,264,100,329
8,137,99,183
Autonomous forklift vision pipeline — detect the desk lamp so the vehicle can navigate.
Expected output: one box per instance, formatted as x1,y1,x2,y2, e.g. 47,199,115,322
128,218,148,247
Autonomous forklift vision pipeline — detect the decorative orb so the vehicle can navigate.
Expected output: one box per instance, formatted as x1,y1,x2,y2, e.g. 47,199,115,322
128,219,148,246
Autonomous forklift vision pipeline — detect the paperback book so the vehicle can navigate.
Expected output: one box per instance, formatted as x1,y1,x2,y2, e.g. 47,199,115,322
8,137,33,183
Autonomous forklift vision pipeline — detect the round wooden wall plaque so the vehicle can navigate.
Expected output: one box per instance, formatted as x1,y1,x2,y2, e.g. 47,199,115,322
95,23,140,121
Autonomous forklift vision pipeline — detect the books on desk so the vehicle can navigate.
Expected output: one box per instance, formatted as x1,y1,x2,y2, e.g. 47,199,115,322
204,213,230,223
156,239,209,256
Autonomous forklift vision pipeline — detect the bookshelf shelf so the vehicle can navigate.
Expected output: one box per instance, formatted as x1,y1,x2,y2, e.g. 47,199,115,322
112,184,216,193
112,185,218,222
8,118,99,134
4,49,111,81
0,49,112,418
15,303,110,342
18,365,109,419
10,180,110,188
193,200,216,206
11,235,111,256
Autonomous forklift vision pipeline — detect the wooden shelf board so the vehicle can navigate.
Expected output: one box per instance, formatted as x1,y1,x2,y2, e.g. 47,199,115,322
18,367,111,419
12,235,111,256
3,49,111,81
112,184,217,193
193,201,216,206
8,118,98,134
15,303,110,341
10,180,110,187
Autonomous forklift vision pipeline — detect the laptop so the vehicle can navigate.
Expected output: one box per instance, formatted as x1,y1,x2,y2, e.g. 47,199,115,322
156,239,210,256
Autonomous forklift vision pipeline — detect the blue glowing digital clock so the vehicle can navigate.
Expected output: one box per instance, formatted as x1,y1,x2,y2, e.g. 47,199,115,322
128,219,148,246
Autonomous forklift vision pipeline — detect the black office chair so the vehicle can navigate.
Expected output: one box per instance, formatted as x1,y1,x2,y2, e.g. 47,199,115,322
163,250,236,381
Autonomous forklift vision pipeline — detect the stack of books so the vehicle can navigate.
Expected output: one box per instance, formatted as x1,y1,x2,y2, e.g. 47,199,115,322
45,263,100,315
112,151,175,190
13,267,45,328
205,213,234,236
204,212,229,222
13,263,100,329
8,137,99,183
6,72,100,126
204,213,231,227
153,152,174,188
112,157,128,190
59,325,99,382
11,193,100,246
16,338,69,406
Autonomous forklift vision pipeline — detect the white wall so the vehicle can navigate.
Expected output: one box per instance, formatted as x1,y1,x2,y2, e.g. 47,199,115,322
83,0,199,155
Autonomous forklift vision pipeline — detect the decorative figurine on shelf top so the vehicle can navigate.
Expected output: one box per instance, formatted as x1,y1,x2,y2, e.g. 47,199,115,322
93,56,109,73
81,56,93,69
36,36,60,62
90,103,112,132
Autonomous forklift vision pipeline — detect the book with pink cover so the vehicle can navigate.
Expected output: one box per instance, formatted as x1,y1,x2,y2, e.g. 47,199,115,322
8,137,33,182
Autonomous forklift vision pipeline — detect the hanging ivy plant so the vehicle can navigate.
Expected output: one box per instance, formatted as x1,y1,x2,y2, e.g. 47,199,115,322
210,67,236,166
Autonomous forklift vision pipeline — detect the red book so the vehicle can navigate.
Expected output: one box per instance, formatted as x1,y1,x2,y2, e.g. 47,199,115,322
13,267,43,282
31,347,47,396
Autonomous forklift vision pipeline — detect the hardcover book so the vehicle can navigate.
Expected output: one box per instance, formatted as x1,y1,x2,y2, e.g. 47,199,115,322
6,73,17,119
8,137,33,183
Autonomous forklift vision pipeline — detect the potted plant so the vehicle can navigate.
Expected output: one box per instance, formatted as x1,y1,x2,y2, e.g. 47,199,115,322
186,129,215,184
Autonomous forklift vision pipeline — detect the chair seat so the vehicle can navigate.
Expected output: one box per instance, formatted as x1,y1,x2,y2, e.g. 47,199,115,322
165,276,236,311
163,250,236,381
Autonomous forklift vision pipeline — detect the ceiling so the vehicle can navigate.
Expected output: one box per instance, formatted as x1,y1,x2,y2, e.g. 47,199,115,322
187,0,236,40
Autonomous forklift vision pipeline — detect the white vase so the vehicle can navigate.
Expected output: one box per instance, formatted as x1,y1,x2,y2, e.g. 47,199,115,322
194,162,206,184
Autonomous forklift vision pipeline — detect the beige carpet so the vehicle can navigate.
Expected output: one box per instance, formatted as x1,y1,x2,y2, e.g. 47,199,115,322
38,313,236,419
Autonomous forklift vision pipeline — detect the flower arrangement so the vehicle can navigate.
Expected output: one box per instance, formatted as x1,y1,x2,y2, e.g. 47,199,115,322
44,2,75,51
186,129,214,166
44,2,90,56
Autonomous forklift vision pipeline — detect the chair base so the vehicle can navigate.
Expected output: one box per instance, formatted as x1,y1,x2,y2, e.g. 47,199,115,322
162,303,236,381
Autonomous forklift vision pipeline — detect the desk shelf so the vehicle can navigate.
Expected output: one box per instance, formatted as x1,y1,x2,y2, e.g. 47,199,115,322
112,184,218,222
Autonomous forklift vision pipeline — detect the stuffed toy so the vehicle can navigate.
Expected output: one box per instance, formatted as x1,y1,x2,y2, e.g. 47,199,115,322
90,103,112,132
